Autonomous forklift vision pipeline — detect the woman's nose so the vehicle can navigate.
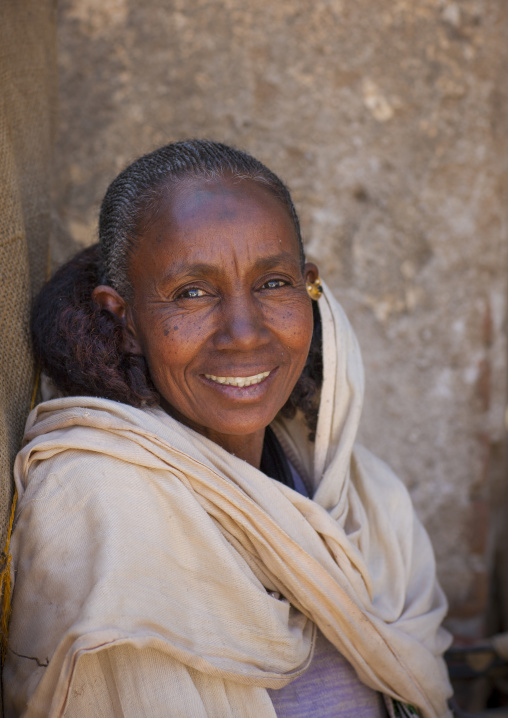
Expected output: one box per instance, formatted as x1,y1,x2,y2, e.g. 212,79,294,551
214,294,270,351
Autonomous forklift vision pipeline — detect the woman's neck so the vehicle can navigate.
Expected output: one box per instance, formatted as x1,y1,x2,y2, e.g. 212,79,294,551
161,399,265,468
203,429,266,468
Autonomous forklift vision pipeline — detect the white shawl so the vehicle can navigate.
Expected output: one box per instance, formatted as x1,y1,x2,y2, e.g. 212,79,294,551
5,286,452,717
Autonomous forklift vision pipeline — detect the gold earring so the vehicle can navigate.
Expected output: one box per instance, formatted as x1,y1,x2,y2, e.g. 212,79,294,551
306,278,323,301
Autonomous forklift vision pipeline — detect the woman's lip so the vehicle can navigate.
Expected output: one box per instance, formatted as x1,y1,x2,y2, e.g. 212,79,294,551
203,370,271,387
200,368,278,396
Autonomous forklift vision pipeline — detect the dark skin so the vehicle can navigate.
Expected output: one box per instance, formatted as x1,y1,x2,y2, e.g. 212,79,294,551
93,177,319,468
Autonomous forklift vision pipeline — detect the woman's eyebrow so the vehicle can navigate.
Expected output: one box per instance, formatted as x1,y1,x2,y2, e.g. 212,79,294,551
159,252,300,284
163,262,219,280
251,252,301,272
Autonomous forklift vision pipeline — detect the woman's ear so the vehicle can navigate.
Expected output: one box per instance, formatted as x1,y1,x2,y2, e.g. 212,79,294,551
303,262,320,284
92,285,143,355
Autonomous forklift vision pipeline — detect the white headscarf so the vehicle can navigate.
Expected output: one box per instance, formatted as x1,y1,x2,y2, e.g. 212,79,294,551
5,285,452,717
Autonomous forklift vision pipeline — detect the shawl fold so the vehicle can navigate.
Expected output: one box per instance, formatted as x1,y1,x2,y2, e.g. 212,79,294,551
5,285,452,717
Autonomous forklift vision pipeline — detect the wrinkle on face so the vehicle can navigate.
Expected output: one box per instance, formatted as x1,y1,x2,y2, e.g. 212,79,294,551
125,177,318,466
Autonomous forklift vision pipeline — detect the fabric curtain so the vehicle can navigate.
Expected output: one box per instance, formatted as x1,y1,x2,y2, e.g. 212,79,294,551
0,0,57,547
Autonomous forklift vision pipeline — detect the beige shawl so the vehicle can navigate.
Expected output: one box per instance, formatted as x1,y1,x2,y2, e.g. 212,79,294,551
5,286,452,717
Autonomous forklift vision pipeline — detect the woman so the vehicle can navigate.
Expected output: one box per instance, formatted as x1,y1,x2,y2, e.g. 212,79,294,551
5,140,452,717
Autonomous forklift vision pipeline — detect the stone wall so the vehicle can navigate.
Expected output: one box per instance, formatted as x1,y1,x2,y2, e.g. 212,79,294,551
55,0,508,637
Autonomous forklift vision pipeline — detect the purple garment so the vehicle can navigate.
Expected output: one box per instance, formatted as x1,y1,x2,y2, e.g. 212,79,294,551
268,628,387,718
267,461,387,717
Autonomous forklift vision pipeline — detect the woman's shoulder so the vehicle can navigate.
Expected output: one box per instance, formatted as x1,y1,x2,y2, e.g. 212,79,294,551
14,396,170,503
350,443,423,551
11,399,210,577
352,443,414,508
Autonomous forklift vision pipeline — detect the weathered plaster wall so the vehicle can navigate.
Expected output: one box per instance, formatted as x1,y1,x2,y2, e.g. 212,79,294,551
55,0,508,635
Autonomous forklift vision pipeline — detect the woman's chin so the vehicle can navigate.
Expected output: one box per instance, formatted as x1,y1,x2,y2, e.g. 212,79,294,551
157,367,295,443
160,396,276,441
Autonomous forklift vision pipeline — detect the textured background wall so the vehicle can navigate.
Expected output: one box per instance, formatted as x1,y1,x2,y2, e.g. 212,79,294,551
55,0,508,637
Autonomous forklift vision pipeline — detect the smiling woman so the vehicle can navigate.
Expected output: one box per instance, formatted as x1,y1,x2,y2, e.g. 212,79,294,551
5,141,452,718
96,177,318,466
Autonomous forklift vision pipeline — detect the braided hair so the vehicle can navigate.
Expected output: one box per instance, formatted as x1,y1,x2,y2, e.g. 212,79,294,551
99,140,306,299
32,140,322,437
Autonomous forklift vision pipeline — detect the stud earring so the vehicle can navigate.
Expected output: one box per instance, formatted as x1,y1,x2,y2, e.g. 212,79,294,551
306,278,323,301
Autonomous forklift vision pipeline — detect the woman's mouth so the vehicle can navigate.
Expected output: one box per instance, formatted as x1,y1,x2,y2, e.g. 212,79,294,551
203,370,271,388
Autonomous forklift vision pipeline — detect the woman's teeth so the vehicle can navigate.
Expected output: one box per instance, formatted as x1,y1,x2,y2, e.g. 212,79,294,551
204,371,270,388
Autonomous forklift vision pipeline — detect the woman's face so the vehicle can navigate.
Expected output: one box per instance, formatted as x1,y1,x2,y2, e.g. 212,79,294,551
124,177,319,451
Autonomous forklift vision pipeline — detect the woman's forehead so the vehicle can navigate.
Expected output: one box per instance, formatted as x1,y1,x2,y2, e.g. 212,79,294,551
154,176,287,223
140,177,299,249
129,177,302,284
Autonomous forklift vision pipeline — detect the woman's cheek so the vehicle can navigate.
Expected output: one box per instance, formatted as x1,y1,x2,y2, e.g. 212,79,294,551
282,305,313,352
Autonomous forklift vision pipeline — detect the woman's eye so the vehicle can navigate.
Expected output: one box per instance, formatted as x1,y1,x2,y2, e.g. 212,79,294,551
177,287,207,299
262,279,287,290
